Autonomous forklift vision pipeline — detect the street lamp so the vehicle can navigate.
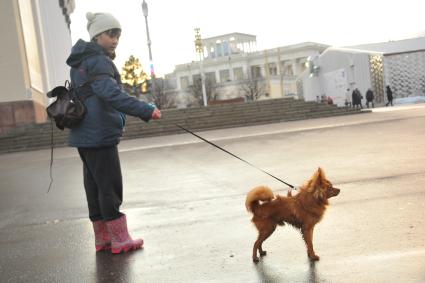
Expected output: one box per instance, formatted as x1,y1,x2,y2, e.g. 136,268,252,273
142,0,155,92
194,28,208,106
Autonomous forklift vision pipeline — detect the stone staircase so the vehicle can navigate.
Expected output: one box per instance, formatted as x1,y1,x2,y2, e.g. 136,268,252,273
0,98,365,154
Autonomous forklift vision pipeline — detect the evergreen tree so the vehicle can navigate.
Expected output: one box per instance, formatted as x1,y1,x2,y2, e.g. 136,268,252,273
120,55,149,98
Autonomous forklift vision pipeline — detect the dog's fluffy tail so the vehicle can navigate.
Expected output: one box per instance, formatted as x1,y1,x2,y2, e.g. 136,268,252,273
245,186,275,213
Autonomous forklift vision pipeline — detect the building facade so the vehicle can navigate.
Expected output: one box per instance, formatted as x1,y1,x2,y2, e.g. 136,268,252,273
166,33,329,105
0,0,74,132
299,37,425,106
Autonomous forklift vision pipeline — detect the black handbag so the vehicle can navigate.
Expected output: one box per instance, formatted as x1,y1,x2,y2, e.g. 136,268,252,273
45,76,102,193
46,79,95,130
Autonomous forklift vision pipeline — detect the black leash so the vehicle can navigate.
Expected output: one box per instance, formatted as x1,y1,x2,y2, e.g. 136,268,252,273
174,123,295,189
47,119,54,193
46,121,295,192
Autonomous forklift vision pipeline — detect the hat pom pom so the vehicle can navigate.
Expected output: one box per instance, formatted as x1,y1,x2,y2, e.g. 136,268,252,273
86,12,95,21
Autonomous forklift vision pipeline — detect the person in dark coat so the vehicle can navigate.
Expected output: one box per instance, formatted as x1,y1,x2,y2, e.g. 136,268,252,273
352,89,358,108
366,88,374,108
356,88,363,109
386,85,393,106
66,12,161,254
352,88,363,109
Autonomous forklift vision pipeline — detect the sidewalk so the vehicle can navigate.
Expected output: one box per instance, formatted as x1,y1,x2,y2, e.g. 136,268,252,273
0,104,424,282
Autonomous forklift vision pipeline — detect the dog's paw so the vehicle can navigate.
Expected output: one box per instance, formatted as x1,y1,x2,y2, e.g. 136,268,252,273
259,251,267,257
253,257,260,263
308,254,320,261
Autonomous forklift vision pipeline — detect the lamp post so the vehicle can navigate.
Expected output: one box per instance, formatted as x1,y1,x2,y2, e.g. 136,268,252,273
194,28,208,106
142,0,155,92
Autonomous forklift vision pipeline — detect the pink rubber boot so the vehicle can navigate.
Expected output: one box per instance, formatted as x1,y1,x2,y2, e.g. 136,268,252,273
92,220,111,251
106,215,144,254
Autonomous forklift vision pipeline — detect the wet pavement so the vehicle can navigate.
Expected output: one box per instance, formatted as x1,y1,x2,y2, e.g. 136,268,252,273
1,104,425,282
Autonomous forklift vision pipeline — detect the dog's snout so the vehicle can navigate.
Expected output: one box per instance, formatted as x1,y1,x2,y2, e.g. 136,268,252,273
333,187,340,196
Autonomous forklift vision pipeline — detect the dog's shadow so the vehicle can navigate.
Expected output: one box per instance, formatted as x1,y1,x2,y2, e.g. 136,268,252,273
254,260,321,283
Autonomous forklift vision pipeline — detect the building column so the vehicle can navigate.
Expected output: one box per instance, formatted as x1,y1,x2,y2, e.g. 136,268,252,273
277,48,284,97
228,58,234,81
292,59,299,76
244,62,250,80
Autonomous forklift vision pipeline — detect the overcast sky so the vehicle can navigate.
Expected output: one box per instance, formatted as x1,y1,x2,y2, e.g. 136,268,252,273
70,0,424,76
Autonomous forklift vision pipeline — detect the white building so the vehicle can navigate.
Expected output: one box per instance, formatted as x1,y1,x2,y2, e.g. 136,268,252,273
0,0,74,131
166,32,329,104
299,37,425,106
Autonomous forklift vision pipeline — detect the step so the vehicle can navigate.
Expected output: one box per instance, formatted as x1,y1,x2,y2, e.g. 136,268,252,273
0,99,362,154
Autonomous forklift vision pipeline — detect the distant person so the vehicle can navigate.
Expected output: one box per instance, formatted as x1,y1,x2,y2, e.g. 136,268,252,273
386,85,393,106
345,88,352,107
356,88,363,109
352,89,357,108
366,88,374,108
352,88,363,109
327,96,334,105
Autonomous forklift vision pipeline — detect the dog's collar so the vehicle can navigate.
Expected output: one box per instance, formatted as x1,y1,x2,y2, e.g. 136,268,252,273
287,186,299,194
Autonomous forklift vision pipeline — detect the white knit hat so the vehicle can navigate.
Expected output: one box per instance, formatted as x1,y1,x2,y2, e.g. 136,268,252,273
86,12,121,39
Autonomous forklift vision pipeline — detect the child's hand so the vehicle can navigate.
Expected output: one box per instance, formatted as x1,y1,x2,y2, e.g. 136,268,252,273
151,108,161,120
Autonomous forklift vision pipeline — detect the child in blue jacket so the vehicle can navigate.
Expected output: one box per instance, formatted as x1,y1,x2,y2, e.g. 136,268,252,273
66,12,161,254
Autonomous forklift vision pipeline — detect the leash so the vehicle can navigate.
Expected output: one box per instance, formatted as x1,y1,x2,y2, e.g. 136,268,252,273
45,119,295,192
47,119,54,193
174,123,295,189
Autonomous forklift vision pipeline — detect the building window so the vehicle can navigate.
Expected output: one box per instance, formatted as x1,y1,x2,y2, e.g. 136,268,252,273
180,76,189,89
223,42,229,56
284,82,297,96
209,46,216,58
283,64,294,76
300,61,307,73
192,74,201,84
216,43,223,57
251,66,262,79
233,67,244,81
219,69,230,83
268,63,277,76
205,72,217,85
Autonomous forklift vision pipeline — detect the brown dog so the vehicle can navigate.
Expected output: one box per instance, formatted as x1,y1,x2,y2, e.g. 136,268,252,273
246,168,340,263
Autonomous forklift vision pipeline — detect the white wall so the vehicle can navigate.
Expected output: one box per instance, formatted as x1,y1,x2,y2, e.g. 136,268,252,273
37,0,72,90
0,0,72,105
0,0,28,102
301,48,373,106
384,51,425,97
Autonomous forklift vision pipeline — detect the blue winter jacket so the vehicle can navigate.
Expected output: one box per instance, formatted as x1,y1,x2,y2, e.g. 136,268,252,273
66,39,154,148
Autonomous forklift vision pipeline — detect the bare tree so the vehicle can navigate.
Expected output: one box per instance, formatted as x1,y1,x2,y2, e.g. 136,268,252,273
188,78,219,106
147,78,176,109
239,76,266,101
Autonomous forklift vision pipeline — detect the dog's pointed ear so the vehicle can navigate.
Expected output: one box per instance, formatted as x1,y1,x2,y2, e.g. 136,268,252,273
316,167,326,185
317,167,324,176
308,168,321,189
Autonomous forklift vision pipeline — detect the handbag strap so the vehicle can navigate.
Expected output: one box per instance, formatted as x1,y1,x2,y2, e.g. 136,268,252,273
75,74,112,101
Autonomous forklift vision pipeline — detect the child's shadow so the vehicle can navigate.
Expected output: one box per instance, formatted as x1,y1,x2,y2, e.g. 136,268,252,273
95,251,136,282
255,261,321,283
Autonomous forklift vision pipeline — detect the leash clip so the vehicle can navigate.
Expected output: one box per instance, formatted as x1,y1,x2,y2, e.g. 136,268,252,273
287,185,299,197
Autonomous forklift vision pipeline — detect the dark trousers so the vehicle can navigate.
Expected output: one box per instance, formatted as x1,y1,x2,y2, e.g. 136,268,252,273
78,146,123,222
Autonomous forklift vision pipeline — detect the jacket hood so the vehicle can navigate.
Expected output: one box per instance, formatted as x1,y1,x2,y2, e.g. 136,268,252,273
66,39,105,67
